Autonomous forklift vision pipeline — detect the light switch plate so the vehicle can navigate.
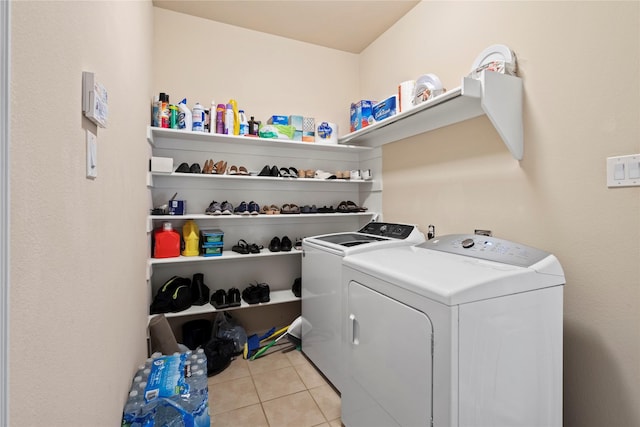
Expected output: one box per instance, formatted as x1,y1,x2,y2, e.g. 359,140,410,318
86,130,97,179
607,154,640,187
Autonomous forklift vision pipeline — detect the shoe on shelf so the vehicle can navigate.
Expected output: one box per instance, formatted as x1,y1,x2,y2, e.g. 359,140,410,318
292,277,301,298
257,283,270,303
294,238,303,250
288,167,298,177
281,236,292,252
258,165,271,176
228,165,239,175
211,289,229,309
205,200,222,216
234,201,249,215
227,288,241,307
248,243,262,254
270,165,280,177
175,162,190,173
232,239,250,254
242,285,261,305
190,163,201,174
213,160,227,174
279,167,292,177
269,236,281,252
248,201,260,215
238,166,250,175
346,200,367,212
317,205,335,213
221,201,233,215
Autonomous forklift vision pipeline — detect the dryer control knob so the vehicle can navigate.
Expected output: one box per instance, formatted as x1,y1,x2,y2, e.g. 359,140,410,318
461,238,475,248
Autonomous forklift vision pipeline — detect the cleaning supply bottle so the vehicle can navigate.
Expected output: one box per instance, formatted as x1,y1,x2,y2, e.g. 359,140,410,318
209,101,216,133
169,104,179,129
192,103,205,132
238,110,249,135
229,99,240,135
224,103,234,135
248,116,260,136
181,220,200,257
160,93,170,128
215,104,225,134
153,222,180,258
152,95,161,127
177,99,192,130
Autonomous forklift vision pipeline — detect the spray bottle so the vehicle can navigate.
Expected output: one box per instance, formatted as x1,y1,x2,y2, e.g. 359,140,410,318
209,101,216,133
224,103,234,135
160,93,170,128
216,104,225,134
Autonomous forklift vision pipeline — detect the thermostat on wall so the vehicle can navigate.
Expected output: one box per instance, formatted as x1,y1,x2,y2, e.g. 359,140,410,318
82,71,108,128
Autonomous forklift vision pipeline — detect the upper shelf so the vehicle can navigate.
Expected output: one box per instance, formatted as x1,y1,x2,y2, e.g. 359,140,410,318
338,71,523,160
148,126,372,153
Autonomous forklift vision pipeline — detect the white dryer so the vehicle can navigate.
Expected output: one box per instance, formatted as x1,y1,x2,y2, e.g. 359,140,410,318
302,222,425,391
341,234,565,427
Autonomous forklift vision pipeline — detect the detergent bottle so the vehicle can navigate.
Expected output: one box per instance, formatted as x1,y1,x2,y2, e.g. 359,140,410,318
153,222,180,258
181,220,200,257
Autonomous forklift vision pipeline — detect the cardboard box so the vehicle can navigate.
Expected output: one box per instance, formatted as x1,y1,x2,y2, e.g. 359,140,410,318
169,200,186,215
373,95,397,122
267,115,288,125
150,156,173,173
289,115,303,141
302,117,315,142
350,100,375,132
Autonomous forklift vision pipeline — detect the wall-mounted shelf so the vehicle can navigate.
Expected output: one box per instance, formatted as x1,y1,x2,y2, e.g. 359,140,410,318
150,249,301,267
148,126,372,154
339,71,523,160
149,171,372,185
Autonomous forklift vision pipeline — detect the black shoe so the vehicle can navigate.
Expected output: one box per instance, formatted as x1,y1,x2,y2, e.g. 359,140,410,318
227,288,241,307
258,165,271,176
211,289,228,309
292,277,301,298
242,285,260,305
190,163,201,174
191,273,210,306
257,283,270,303
270,165,280,177
269,236,281,252
176,162,190,173
281,236,292,252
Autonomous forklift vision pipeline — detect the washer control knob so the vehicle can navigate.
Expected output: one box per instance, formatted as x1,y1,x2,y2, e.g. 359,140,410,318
380,225,388,234
461,238,475,249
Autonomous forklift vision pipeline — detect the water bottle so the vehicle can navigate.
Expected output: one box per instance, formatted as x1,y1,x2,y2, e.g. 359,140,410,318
192,103,205,132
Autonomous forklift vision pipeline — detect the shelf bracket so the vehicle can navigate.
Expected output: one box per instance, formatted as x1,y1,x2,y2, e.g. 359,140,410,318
477,71,524,160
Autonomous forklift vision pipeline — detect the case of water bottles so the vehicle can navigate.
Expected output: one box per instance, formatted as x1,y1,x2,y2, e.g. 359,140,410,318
122,350,210,427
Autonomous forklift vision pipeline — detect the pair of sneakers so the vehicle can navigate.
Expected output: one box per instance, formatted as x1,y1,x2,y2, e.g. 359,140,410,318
242,283,270,305
211,288,241,309
234,201,260,215
205,200,233,216
269,236,292,252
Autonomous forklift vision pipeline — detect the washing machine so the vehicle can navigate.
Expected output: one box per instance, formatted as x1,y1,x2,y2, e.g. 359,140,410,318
341,234,565,427
301,222,425,391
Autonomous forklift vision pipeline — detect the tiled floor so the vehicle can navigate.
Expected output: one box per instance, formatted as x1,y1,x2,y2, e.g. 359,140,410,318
208,346,342,427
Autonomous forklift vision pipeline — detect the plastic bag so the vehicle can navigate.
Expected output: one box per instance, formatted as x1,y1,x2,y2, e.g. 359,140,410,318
213,312,247,354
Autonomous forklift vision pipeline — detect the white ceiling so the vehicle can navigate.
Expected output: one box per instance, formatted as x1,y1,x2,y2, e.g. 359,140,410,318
152,0,421,54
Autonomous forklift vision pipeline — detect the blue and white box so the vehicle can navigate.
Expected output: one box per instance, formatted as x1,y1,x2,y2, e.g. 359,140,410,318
373,95,397,122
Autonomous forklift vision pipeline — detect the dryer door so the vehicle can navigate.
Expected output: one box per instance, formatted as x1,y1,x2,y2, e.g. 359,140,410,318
344,280,433,427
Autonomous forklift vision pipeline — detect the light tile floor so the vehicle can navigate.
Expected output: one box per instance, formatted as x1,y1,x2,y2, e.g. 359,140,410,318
208,346,342,427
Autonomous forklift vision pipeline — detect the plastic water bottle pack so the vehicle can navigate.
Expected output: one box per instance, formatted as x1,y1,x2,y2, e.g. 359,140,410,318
122,350,210,427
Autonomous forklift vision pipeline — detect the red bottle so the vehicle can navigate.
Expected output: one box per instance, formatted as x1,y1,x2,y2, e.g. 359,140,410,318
153,222,180,258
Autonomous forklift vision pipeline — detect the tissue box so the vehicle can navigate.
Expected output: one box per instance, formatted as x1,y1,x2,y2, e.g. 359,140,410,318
150,156,173,173
350,100,375,132
289,115,303,141
302,117,315,142
169,200,186,215
267,115,288,125
373,95,397,122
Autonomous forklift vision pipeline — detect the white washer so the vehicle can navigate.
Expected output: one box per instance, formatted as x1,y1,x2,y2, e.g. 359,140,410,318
302,222,425,391
341,234,565,427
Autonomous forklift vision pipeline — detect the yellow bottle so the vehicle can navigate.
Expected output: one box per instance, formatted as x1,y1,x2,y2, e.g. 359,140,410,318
182,220,200,257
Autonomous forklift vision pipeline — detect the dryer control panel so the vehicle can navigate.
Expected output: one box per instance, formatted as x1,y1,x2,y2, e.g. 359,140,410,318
417,234,550,268
359,222,416,239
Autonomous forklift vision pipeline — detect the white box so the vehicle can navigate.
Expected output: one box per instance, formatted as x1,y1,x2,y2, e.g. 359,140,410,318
150,156,173,173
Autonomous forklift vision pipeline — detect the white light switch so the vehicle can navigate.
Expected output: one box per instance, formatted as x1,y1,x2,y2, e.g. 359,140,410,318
86,130,97,179
607,154,640,187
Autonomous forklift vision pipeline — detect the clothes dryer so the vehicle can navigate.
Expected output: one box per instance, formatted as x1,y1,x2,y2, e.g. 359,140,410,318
341,234,565,427
301,222,425,391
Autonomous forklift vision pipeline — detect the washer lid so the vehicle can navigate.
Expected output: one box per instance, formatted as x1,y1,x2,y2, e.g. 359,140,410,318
342,236,565,305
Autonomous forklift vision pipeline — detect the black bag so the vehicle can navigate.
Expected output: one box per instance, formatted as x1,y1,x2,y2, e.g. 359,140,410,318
190,273,210,306
204,337,236,376
182,319,213,350
150,276,192,314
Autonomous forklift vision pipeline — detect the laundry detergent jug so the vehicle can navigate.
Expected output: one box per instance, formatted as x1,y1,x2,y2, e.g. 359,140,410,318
182,219,200,257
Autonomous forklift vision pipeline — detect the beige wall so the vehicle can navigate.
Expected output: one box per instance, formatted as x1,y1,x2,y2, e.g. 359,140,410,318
153,7,360,136
362,2,640,426
10,1,153,425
